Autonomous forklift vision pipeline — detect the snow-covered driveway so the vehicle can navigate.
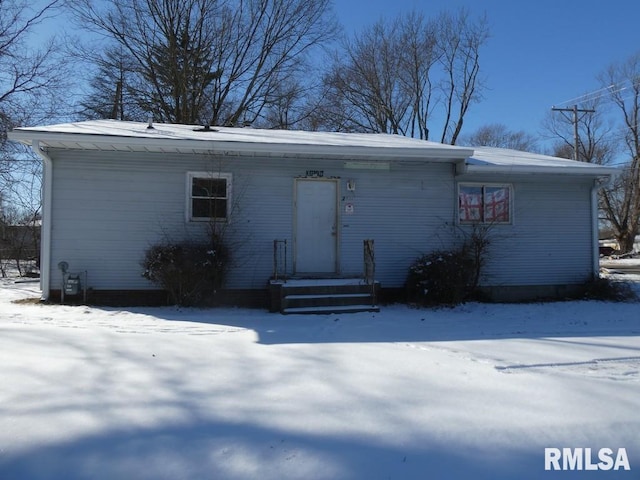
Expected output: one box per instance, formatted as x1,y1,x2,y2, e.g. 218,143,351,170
0,278,638,479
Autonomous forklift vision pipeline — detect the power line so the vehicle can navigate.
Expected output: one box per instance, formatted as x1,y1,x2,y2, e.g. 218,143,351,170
554,85,617,107
551,105,596,160
553,79,640,110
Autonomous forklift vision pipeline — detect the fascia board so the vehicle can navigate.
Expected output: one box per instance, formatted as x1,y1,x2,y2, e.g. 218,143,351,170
464,164,619,177
8,130,473,161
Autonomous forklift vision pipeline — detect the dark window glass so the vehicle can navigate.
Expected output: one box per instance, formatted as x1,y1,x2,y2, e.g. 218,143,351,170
192,198,228,219
192,178,227,198
191,176,228,219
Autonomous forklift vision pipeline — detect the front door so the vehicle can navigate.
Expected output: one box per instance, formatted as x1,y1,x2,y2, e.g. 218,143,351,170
294,179,338,274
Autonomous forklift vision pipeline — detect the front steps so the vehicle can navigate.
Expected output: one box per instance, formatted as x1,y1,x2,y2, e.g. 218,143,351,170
269,278,380,314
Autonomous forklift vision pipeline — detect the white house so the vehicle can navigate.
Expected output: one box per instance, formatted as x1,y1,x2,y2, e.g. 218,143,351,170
9,119,617,310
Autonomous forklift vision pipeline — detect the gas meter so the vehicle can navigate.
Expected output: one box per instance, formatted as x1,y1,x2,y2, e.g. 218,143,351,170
64,274,81,296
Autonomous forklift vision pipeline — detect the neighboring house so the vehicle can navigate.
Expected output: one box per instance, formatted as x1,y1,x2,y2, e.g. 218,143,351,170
9,120,617,308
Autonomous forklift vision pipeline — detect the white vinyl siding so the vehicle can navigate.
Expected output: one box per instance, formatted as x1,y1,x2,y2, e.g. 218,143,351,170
457,175,594,286
337,163,456,286
46,149,596,293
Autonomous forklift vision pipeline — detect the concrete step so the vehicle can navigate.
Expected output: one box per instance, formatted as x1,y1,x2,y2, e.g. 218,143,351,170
270,278,379,314
282,304,380,315
283,292,374,310
280,283,373,296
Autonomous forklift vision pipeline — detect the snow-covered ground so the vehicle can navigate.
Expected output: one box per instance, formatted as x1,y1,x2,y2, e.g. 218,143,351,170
0,273,639,479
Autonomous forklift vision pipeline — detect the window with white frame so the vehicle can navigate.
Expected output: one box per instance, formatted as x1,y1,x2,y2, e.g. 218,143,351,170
458,183,512,224
187,172,232,221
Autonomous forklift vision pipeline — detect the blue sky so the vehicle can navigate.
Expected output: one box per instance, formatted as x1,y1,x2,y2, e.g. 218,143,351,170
333,0,640,145
30,0,640,148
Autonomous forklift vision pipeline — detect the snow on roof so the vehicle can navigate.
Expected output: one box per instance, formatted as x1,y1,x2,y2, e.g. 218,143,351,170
8,119,618,176
11,119,430,147
9,119,472,160
465,146,618,176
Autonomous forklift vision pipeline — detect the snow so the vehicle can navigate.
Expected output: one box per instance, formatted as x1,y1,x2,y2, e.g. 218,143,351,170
1,275,639,479
467,146,617,175
469,146,597,168
11,119,467,151
602,258,640,267
10,120,618,179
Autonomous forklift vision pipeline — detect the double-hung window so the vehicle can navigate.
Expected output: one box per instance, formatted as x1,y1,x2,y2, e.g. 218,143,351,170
458,183,512,224
187,172,232,222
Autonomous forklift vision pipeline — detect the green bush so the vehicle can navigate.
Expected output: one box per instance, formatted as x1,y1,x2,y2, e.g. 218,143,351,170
141,235,229,306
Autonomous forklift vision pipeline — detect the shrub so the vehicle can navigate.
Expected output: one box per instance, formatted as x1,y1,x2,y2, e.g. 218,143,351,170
582,277,638,302
406,248,477,306
406,226,491,306
141,234,229,306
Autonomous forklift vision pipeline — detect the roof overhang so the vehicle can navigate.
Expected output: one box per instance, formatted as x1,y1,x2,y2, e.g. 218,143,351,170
460,146,620,178
7,120,620,178
463,163,619,177
8,121,474,162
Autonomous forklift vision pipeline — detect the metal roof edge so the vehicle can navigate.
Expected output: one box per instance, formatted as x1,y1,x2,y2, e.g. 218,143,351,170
463,164,618,177
8,129,473,160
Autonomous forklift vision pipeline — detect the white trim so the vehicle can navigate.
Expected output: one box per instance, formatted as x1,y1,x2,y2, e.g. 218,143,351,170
8,123,474,161
33,141,53,300
344,161,390,170
185,171,232,222
463,164,617,177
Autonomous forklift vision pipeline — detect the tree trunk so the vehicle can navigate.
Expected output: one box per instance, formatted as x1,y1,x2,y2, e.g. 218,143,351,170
616,230,637,254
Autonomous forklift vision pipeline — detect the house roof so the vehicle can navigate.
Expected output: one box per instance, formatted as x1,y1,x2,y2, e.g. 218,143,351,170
466,146,618,176
8,119,617,177
8,119,473,161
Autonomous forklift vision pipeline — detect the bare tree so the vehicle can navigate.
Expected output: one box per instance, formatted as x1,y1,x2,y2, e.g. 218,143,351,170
319,8,488,143
1,0,67,138
545,64,640,254
70,0,226,124
1,0,67,253
258,78,318,129
437,9,488,145
459,123,539,151
321,18,412,134
69,0,338,126
77,47,145,121
602,164,640,253
400,11,439,140
596,53,640,253
0,155,41,276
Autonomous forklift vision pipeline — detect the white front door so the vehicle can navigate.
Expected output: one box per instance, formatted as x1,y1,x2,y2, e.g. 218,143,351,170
294,179,338,274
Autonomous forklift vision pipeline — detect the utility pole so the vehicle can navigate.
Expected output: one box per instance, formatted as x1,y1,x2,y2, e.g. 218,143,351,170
551,105,596,161
111,80,123,120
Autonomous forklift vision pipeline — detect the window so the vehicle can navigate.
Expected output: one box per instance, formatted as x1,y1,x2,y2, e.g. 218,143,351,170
458,184,511,224
187,172,232,221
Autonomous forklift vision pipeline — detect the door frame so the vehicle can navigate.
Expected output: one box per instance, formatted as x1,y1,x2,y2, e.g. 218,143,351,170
293,177,340,275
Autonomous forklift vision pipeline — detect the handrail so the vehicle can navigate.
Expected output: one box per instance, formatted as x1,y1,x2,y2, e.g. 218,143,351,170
364,239,375,305
273,239,288,282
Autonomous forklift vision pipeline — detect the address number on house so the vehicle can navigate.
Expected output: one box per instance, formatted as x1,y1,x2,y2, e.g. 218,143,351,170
305,170,324,177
